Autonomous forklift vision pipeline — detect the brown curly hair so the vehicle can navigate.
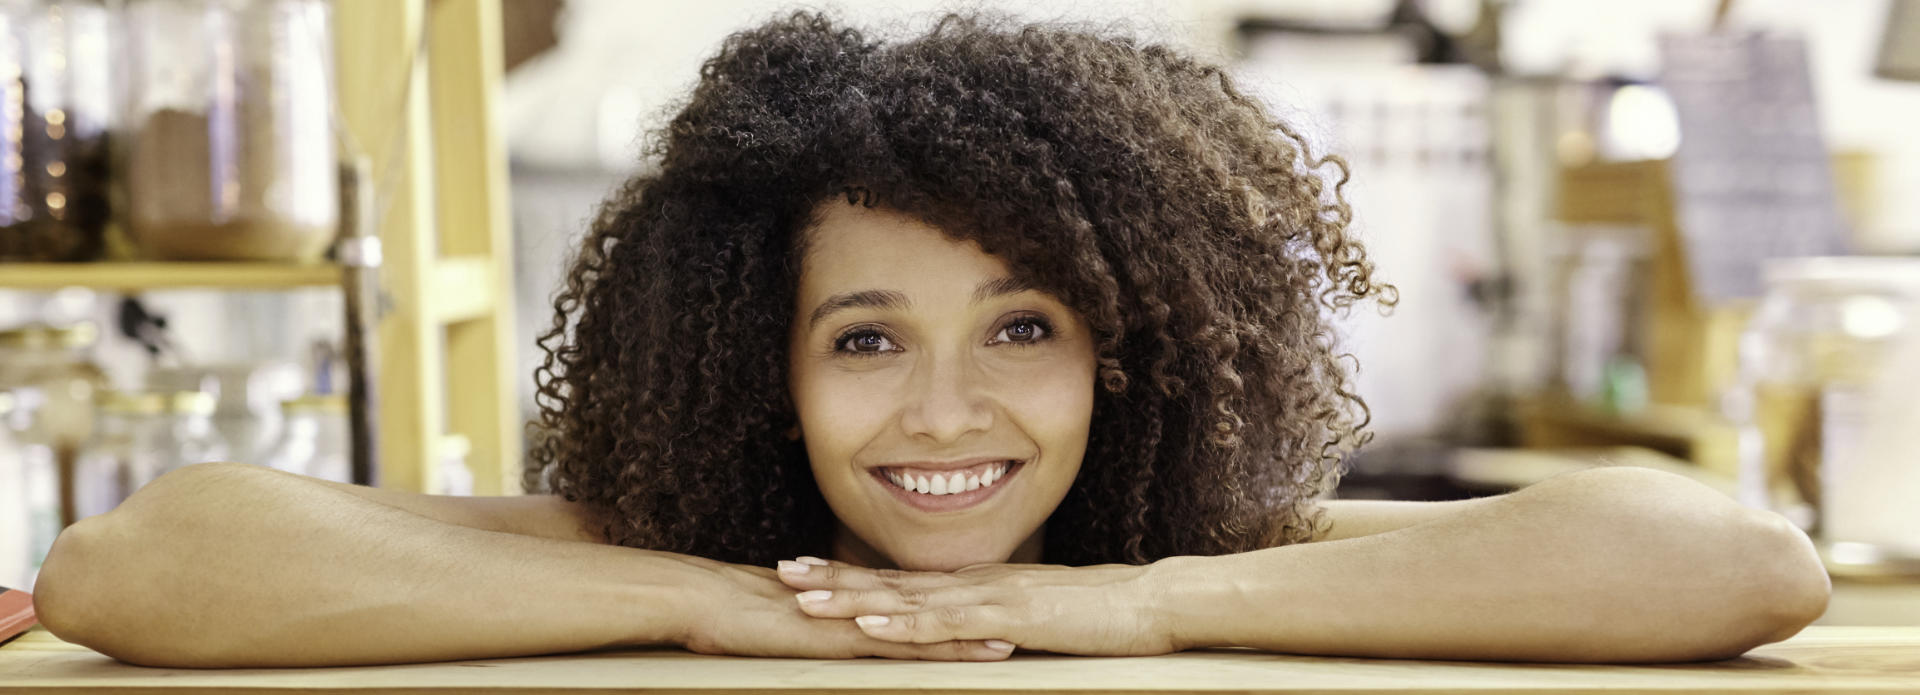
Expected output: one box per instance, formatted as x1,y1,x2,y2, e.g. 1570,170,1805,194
522,8,1395,568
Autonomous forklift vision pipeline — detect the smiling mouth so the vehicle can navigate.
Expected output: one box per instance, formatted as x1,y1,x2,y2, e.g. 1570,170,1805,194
869,460,1026,512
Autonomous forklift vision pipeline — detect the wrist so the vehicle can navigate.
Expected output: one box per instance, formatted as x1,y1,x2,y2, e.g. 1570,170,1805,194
1144,553,1246,651
618,549,716,649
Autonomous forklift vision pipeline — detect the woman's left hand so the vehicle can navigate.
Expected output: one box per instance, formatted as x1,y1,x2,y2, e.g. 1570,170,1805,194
772,556,1180,657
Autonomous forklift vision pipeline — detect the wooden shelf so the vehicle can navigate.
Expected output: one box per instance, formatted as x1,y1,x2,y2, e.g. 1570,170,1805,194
0,262,343,290
1513,394,1740,479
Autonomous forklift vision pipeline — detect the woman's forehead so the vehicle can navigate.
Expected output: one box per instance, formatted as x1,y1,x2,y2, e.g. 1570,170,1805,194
797,202,1012,292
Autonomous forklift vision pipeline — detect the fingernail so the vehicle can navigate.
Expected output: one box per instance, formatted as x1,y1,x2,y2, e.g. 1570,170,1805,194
855,615,889,629
778,560,810,575
985,639,1015,651
797,556,830,566
795,590,832,604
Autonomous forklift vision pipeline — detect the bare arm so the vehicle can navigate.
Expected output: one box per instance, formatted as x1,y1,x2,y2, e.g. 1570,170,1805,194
1156,466,1832,662
29,462,705,668
289,469,605,544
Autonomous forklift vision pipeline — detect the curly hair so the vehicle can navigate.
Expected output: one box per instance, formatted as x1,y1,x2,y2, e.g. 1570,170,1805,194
523,8,1395,568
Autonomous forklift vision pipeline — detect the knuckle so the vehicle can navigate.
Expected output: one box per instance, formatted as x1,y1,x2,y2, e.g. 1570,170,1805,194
875,568,907,587
935,605,968,629
895,587,930,609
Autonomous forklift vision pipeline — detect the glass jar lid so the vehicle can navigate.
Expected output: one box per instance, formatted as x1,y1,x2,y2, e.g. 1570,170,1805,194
99,390,167,415
281,393,346,414
167,390,218,415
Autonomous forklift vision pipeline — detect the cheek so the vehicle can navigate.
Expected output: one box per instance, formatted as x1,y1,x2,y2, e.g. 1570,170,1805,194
1002,356,1097,455
792,369,893,465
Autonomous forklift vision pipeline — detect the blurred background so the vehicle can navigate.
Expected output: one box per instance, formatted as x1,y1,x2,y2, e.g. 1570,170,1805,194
1,0,1917,624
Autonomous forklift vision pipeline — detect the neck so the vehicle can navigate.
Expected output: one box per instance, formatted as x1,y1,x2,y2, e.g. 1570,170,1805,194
829,521,1046,569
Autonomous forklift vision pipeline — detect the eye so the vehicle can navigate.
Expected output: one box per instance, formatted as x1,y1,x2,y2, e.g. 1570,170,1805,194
833,327,899,357
991,315,1053,346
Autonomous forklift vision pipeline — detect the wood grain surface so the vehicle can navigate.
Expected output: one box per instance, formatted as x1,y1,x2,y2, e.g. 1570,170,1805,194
3,625,1918,693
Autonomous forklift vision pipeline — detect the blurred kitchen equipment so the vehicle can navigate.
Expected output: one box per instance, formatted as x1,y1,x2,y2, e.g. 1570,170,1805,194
437,433,472,496
0,0,113,262
1724,256,1920,569
0,390,59,591
261,392,346,483
1658,31,1851,305
0,321,106,526
0,322,106,446
148,361,303,465
1549,225,1649,412
156,389,227,476
70,389,166,519
118,0,338,262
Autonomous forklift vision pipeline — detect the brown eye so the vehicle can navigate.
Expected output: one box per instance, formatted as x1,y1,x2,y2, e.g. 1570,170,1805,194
992,316,1052,345
835,328,898,356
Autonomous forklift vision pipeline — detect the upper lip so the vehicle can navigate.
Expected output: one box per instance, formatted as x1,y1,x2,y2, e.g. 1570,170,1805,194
870,456,1026,472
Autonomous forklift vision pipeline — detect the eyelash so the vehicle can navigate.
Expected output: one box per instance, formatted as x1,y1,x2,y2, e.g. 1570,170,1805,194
831,315,1056,358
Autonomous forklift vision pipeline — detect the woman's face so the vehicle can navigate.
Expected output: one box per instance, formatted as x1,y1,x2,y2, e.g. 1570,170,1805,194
787,201,1098,571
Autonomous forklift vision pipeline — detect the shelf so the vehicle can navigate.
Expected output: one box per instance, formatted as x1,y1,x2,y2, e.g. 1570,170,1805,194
1513,394,1740,479
0,262,343,290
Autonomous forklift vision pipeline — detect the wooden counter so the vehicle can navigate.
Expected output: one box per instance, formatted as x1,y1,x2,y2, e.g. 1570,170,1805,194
3,625,1918,694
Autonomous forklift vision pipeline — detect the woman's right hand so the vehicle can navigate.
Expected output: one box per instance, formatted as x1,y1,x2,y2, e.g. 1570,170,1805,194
671,555,1014,661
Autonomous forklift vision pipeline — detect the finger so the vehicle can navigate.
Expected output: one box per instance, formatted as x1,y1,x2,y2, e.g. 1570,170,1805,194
868,637,1015,662
853,605,1010,644
820,615,1010,661
776,558,967,591
793,585,985,619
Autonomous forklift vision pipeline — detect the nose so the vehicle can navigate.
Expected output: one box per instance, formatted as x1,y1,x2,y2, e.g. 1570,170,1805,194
898,348,993,444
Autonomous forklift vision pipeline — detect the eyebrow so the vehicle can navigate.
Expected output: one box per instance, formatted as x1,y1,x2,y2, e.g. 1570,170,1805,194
807,275,1037,330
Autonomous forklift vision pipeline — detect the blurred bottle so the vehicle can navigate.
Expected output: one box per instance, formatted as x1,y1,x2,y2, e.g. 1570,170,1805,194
157,390,228,477
0,392,35,588
0,388,62,591
1724,257,1920,543
0,0,114,262
0,322,107,444
0,321,107,527
70,389,166,519
260,393,347,482
118,0,338,262
438,433,472,496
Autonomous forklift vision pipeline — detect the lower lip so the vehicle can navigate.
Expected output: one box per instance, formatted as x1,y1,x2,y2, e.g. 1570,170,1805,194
870,461,1024,514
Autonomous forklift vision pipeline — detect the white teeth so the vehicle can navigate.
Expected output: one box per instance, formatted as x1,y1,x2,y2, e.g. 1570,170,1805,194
886,461,1017,496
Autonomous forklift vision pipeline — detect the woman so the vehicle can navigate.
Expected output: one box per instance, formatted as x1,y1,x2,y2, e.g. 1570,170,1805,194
32,9,1827,668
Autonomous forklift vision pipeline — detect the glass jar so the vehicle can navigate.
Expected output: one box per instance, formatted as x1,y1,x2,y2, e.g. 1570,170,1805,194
1723,257,1920,547
70,389,166,518
261,393,346,482
156,390,229,476
438,433,472,496
119,0,337,262
0,392,30,588
0,389,62,591
0,0,113,262
0,321,108,451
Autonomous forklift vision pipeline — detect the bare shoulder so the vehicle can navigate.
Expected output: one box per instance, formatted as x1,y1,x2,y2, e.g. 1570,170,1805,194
1304,495,1500,544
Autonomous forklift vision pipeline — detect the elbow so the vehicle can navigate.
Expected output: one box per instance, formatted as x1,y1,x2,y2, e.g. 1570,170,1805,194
1746,510,1832,643
1692,510,1830,662
30,514,107,648
30,463,257,667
